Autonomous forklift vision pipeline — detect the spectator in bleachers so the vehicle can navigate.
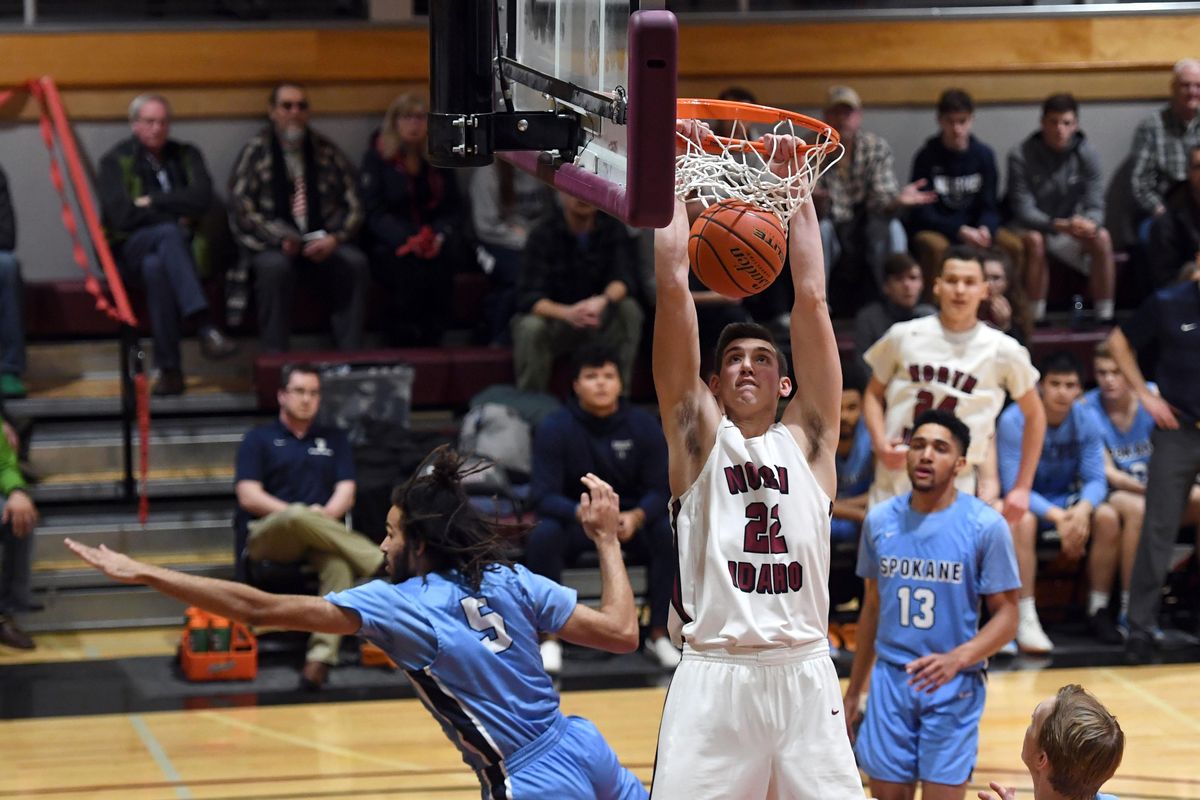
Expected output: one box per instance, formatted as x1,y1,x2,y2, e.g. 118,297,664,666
710,85,758,140
97,94,237,397
234,363,383,690
1007,93,1116,326
1081,343,1200,644
1130,59,1200,240
524,345,676,672
1147,144,1200,288
980,248,1033,344
471,160,553,346
229,82,368,353
996,351,1110,654
361,92,464,347
816,85,935,306
833,358,872,545
907,88,1007,289
0,165,26,399
0,418,37,650
1104,266,1200,664
851,252,934,380
511,192,643,393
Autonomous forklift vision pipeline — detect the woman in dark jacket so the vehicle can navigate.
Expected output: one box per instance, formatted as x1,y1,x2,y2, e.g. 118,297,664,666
360,93,463,346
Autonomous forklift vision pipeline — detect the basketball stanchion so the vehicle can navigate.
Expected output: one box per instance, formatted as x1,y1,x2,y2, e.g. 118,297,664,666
675,98,844,298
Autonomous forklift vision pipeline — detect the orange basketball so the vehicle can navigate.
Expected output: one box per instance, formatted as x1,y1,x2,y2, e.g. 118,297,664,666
688,200,787,299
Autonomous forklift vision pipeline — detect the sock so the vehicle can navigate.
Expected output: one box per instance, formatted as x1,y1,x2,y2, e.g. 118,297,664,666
1095,299,1115,320
1120,591,1130,616
1088,591,1109,616
1019,596,1037,618
1033,299,1046,320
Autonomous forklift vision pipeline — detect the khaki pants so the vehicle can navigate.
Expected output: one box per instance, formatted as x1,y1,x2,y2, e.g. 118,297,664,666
511,297,644,393
247,504,384,665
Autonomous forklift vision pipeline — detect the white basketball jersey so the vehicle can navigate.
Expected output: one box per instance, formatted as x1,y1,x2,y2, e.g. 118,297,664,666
864,316,1039,466
669,418,831,650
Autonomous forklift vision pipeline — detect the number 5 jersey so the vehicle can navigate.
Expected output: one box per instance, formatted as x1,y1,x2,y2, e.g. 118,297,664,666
669,417,834,651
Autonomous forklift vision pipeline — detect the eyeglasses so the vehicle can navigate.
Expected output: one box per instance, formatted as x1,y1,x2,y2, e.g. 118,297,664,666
284,387,320,398
278,100,309,112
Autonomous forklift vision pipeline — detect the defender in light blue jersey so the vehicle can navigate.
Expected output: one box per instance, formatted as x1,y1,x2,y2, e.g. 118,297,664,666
1081,345,1200,644
65,449,647,800
978,683,1124,800
996,351,1112,653
845,410,1020,800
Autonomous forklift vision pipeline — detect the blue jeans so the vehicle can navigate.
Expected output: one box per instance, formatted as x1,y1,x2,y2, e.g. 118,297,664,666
0,251,26,376
118,223,209,372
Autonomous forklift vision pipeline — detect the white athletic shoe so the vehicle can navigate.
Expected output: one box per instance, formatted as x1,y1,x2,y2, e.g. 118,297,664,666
1017,609,1054,654
540,639,562,674
645,636,682,670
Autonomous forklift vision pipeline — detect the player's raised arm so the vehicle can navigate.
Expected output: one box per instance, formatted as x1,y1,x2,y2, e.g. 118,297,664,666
64,538,361,635
652,195,706,412
770,138,841,476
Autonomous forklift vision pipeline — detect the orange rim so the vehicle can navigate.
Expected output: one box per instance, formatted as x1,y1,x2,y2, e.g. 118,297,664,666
676,97,840,157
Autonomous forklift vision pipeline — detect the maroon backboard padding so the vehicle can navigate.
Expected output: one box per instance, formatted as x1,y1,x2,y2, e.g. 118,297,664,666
502,10,677,229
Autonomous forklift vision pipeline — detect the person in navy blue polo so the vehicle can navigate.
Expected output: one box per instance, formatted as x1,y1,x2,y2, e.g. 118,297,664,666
1105,266,1200,663
235,363,383,689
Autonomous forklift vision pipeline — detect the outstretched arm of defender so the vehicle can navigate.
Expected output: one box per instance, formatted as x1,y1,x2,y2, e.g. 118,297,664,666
557,474,639,653
64,538,361,634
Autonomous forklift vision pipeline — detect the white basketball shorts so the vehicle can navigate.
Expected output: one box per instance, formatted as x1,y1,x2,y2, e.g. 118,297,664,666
649,640,866,799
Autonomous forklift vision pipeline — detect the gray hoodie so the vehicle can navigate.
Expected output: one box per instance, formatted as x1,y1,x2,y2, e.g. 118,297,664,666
1006,130,1104,233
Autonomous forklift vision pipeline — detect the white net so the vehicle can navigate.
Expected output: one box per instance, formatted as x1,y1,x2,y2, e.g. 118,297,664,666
674,117,843,227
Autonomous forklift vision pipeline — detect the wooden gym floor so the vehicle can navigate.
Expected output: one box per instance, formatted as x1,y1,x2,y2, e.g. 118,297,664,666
0,658,1194,799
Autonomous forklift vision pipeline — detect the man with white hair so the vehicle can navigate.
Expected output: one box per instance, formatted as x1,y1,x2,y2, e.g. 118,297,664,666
98,93,237,396
1129,59,1200,239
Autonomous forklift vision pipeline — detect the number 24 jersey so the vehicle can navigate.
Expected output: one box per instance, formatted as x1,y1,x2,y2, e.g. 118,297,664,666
856,492,1020,670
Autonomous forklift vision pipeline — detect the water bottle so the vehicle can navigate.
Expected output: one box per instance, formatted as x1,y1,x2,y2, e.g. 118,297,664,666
208,616,232,651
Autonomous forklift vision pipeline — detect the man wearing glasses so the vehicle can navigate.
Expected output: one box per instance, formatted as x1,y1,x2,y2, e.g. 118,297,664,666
234,363,383,690
98,93,237,396
229,82,368,353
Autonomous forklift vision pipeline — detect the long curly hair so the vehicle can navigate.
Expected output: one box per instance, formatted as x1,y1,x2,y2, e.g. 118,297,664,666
390,446,517,591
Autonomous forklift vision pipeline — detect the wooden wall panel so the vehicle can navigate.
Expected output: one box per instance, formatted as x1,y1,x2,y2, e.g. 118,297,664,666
0,14,1196,119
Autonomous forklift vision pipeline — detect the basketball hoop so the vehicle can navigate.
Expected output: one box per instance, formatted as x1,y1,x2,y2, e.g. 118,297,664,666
675,98,843,226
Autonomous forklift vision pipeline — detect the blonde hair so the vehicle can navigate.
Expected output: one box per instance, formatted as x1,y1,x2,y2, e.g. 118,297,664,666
377,92,428,161
1039,684,1124,800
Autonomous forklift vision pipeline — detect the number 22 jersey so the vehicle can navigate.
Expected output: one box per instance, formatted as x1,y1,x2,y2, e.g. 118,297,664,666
670,417,832,650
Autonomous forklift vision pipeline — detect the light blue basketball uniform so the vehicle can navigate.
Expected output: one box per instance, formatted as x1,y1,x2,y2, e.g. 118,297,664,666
997,401,1108,529
327,565,646,800
833,417,874,541
1082,388,1155,485
855,492,1020,785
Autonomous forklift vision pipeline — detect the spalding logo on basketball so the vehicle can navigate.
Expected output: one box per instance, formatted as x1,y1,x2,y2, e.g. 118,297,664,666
688,199,787,299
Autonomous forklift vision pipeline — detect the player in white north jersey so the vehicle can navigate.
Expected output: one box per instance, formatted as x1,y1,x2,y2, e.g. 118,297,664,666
650,127,864,799
863,244,1046,526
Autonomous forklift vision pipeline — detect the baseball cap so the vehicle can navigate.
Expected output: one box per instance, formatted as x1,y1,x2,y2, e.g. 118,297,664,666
826,85,862,110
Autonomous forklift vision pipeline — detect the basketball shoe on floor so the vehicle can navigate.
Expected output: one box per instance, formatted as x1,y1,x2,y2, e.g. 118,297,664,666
645,636,681,670
540,639,562,674
1017,606,1054,654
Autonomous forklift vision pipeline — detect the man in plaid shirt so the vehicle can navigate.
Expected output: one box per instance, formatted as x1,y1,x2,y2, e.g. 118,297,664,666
1130,59,1200,240
815,86,936,312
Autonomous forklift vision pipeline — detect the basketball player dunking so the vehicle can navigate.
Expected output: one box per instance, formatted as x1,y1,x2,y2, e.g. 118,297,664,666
650,128,865,799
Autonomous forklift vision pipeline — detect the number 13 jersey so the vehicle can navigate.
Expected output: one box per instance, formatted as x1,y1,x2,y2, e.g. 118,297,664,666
670,418,832,651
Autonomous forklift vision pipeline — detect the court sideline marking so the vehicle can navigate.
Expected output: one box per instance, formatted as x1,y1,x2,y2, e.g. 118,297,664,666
197,709,428,769
129,713,194,800
1098,667,1200,734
